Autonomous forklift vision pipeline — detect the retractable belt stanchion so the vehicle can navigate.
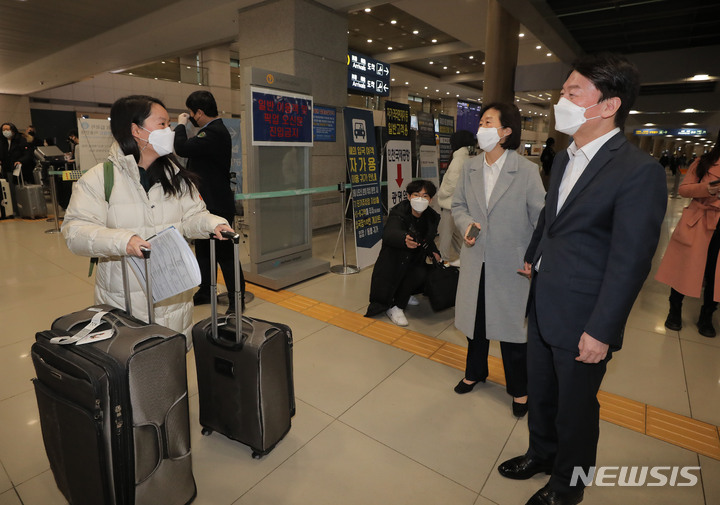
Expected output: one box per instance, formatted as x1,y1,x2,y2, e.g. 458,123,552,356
330,182,359,275
45,165,62,234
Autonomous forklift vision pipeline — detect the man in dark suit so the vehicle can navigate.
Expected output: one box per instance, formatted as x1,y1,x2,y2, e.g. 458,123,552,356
174,90,244,312
497,54,667,505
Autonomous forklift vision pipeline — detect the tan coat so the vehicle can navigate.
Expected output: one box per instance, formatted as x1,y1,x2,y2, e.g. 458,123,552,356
656,159,720,299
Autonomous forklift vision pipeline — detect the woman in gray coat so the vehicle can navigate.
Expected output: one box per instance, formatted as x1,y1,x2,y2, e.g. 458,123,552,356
451,102,545,417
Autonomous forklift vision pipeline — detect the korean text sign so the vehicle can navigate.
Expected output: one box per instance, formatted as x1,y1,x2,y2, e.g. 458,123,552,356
251,87,313,146
344,107,383,268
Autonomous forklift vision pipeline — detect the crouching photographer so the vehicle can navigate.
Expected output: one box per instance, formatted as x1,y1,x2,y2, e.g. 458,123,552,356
365,179,441,326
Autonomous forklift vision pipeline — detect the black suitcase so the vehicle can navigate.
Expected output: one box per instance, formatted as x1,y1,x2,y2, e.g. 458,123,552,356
192,232,295,458
31,250,197,505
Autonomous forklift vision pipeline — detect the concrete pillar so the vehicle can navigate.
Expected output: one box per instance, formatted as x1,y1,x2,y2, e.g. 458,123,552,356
201,44,232,113
638,136,652,153
482,0,519,105
651,136,664,157
389,86,409,104
441,98,458,121
236,0,348,229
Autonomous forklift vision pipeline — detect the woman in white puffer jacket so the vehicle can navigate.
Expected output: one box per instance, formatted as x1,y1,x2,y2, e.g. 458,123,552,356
62,95,234,343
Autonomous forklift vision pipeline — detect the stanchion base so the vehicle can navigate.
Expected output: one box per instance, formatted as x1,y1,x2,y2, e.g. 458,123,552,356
330,264,360,275
217,291,255,305
45,229,61,234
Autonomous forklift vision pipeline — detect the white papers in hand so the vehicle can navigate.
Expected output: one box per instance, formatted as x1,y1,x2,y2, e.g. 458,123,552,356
128,226,201,303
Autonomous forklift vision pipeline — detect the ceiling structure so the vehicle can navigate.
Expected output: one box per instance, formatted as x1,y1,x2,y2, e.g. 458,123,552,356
0,0,718,142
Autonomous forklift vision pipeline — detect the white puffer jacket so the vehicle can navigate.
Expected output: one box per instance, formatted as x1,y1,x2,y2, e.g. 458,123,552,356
437,147,471,210
62,142,227,339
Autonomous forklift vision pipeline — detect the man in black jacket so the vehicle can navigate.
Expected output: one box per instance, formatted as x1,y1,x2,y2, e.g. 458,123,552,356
365,179,441,326
174,91,244,312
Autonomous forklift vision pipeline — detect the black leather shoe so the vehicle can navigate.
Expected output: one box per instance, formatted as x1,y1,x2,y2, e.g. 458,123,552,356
498,455,553,480
193,291,211,305
525,486,583,505
512,400,529,418
453,378,484,394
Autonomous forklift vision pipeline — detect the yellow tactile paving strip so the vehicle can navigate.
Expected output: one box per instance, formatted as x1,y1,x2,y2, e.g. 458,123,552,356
247,282,720,461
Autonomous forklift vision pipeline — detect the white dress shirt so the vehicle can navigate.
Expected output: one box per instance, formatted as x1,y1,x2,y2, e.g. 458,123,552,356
535,127,620,271
483,150,508,207
556,127,620,213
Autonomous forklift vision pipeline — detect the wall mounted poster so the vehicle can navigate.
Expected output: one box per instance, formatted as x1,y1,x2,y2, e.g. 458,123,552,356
251,86,313,146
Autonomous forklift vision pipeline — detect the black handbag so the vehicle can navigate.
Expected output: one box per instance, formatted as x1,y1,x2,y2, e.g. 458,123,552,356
423,259,459,311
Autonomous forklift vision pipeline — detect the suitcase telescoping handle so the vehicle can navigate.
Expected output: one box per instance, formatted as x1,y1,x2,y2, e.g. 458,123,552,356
209,230,242,343
119,247,154,324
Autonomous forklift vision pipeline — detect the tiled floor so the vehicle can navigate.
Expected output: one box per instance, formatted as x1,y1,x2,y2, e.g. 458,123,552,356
0,186,719,505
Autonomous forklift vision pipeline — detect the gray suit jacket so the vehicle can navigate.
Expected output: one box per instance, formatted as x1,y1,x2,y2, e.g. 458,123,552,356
525,132,667,351
452,149,545,341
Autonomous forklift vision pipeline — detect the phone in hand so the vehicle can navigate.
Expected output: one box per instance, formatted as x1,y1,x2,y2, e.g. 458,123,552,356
466,225,480,240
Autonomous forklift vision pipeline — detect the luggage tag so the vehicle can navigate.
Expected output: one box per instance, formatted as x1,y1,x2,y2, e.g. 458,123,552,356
50,311,114,345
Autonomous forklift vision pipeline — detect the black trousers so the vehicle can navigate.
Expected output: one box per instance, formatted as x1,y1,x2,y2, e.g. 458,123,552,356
670,221,720,310
526,294,611,494
393,263,428,310
464,265,528,397
195,230,245,304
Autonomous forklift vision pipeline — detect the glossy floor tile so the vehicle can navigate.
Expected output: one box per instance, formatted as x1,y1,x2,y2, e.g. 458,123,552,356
1,189,720,505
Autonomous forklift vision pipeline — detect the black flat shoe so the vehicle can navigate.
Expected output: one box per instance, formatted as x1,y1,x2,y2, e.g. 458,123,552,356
498,454,553,480
512,400,528,418
453,378,484,394
193,291,211,305
525,485,583,505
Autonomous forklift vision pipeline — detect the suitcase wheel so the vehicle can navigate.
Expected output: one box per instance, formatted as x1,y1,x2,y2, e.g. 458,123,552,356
252,451,262,460
201,427,213,436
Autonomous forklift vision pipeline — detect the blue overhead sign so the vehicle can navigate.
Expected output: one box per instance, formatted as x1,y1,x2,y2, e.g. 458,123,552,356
347,50,390,96
635,127,708,136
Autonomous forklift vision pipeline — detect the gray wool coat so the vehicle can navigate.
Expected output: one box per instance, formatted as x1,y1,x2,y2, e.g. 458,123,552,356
451,149,545,342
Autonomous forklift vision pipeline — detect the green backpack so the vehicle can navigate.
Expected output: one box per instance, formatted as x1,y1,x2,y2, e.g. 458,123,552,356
88,161,114,276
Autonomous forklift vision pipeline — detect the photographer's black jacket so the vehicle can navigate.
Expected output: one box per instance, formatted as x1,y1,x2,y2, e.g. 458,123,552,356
365,199,440,316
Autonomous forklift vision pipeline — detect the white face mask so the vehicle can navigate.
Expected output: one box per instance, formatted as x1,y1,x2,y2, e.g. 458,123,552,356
410,196,430,213
140,126,175,156
553,97,601,135
2,130,12,139
476,127,506,152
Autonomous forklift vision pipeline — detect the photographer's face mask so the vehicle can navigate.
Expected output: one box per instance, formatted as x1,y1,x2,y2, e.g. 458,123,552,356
410,196,430,213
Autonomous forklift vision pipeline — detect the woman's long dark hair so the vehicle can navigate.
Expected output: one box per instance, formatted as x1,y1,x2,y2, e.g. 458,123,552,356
696,129,720,181
110,95,198,196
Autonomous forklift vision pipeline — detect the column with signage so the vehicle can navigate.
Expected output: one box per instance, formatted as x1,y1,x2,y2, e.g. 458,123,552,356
343,108,383,270
417,111,440,188
438,114,454,178
385,101,412,209
243,67,329,289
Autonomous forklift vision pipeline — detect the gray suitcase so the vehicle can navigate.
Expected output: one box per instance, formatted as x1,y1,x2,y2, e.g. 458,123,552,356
16,182,46,218
0,179,12,219
31,251,196,505
192,232,294,458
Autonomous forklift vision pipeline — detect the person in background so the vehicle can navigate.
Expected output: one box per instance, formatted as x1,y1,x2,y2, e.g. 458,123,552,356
174,90,244,313
656,130,720,338
62,95,234,347
0,122,33,213
437,129,475,266
498,53,666,505
365,179,441,326
540,137,555,176
451,102,545,419
25,125,43,149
